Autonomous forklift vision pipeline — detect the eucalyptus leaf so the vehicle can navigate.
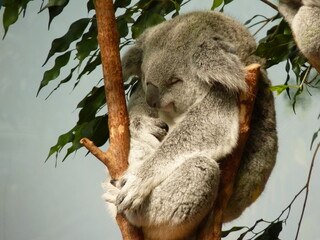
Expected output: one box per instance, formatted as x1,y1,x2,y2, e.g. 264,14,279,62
77,86,105,124
45,128,75,162
37,51,72,95
255,221,282,240
43,18,91,65
40,0,69,10
61,115,109,161
2,4,19,38
77,51,101,80
75,19,98,63
45,65,78,99
255,34,294,68
132,13,165,39
221,226,246,237
47,0,70,28
114,0,131,10
211,0,223,10
269,85,291,95
87,0,94,12
310,128,320,150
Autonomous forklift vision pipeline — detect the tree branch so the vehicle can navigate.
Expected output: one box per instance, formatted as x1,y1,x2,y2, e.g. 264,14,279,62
198,64,261,240
80,0,143,239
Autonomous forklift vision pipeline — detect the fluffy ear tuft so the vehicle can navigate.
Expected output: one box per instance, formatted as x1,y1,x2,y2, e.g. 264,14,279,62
191,37,247,92
122,45,143,81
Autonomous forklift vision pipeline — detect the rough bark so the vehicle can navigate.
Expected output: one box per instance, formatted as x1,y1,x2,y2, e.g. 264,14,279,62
197,64,261,240
80,0,143,239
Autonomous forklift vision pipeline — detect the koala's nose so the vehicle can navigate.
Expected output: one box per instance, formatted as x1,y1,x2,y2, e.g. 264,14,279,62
146,83,160,108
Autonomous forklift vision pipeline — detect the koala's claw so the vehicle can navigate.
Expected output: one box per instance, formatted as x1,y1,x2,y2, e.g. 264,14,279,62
116,174,151,213
151,119,169,141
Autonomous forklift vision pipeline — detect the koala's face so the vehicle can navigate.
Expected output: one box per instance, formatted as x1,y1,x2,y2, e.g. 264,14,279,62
141,49,209,115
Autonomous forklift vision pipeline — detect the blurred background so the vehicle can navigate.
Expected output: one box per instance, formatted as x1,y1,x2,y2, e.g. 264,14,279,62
1,0,319,239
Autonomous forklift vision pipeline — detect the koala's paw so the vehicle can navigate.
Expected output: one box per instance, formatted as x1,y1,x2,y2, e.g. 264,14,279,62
102,180,120,204
116,173,153,213
131,116,169,142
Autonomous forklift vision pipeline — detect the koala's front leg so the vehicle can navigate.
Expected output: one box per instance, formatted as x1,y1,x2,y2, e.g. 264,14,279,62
116,88,240,214
127,82,168,164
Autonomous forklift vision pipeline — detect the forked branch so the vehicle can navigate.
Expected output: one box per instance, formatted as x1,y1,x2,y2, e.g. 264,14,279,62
80,0,143,239
198,64,260,240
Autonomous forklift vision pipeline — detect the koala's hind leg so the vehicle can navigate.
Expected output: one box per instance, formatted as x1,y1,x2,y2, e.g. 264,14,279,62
125,156,220,240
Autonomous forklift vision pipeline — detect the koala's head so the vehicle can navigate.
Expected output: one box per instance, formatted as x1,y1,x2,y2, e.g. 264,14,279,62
122,11,257,114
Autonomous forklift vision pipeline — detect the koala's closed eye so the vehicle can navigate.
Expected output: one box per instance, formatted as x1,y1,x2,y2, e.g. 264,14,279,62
169,77,183,87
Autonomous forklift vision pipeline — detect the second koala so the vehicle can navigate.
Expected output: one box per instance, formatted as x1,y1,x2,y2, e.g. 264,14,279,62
103,11,277,240
279,0,320,70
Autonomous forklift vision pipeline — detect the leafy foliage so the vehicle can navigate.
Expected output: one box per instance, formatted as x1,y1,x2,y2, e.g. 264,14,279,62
1,0,187,161
222,220,282,240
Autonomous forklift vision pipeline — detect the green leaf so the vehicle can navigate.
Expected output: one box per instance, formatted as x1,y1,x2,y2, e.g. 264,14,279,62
255,34,294,68
45,128,75,162
2,4,19,38
43,18,91,65
269,85,291,95
131,0,183,38
89,115,109,147
211,0,223,10
170,0,181,12
132,13,165,39
37,51,72,95
310,128,320,150
255,221,282,240
87,0,94,12
77,86,106,124
117,12,134,38
292,85,303,113
114,0,131,9
45,65,78,99
75,19,98,64
47,0,70,28
77,51,101,79
291,54,307,81
47,115,109,163
40,0,70,10
221,226,246,237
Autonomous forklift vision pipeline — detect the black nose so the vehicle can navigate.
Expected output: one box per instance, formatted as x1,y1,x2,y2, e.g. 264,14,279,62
146,83,160,108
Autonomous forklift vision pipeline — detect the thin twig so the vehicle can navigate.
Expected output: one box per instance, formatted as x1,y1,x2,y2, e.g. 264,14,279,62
260,0,278,10
295,142,320,240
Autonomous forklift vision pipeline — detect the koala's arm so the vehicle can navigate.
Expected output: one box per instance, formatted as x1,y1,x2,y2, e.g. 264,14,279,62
116,86,240,212
121,44,168,165
126,82,168,165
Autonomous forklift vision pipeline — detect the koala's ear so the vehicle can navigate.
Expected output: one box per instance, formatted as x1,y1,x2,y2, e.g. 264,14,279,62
191,37,247,92
121,44,143,81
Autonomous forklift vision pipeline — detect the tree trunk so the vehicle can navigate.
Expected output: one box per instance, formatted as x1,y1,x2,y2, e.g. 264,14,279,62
80,0,143,239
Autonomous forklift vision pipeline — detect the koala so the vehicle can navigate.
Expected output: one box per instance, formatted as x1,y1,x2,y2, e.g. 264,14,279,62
278,0,320,70
103,11,277,240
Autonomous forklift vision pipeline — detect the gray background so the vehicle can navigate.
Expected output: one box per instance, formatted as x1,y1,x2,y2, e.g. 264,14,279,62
1,1,319,239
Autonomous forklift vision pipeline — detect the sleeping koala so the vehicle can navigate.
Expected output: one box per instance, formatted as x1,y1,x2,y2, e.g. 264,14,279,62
279,0,320,70
103,11,277,240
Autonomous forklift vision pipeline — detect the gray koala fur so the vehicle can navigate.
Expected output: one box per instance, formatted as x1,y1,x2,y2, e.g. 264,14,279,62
102,11,277,240
278,0,320,70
